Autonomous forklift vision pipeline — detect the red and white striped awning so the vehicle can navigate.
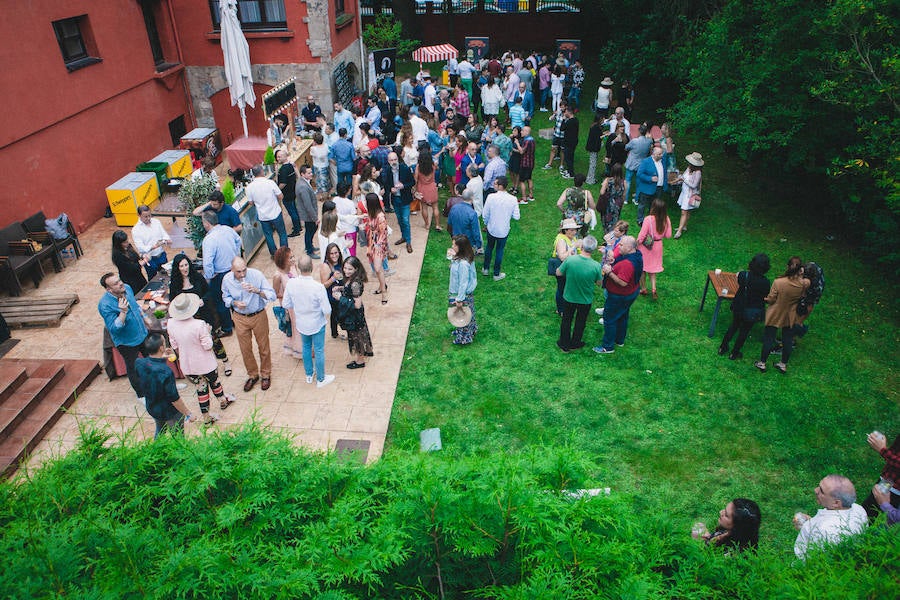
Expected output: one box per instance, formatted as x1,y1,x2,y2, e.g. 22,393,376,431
412,44,458,63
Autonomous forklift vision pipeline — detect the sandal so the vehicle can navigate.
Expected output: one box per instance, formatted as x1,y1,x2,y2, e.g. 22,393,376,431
223,362,232,377
435,226,443,232
774,362,787,374
220,394,236,410
374,286,388,295
202,414,219,426
754,361,767,373
673,230,682,239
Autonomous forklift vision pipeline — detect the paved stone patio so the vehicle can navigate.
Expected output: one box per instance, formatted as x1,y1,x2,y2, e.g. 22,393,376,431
12,209,428,472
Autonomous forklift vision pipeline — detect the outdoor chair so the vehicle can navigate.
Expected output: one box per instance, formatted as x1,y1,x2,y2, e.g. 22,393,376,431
22,211,82,265
0,221,63,276
0,226,45,297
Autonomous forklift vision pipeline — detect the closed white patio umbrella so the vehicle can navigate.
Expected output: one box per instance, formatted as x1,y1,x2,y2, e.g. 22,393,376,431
220,0,256,137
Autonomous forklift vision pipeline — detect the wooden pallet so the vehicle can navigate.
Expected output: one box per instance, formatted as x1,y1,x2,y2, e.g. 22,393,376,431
0,294,79,328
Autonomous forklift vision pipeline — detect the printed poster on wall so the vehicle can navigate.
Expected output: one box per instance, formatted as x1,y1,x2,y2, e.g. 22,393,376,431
555,39,581,64
465,37,490,62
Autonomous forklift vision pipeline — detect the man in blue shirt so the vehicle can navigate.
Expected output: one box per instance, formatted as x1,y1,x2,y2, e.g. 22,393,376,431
222,257,276,392
381,76,397,115
447,189,483,252
192,190,242,233
332,102,356,139
98,272,149,398
136,333,194,438
201,210,242,336
328,128,357,188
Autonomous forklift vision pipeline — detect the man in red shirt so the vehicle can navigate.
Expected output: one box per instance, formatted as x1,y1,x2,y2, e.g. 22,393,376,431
594,236,642,354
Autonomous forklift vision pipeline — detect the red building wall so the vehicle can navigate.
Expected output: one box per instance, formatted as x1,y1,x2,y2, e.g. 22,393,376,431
0,1,191,232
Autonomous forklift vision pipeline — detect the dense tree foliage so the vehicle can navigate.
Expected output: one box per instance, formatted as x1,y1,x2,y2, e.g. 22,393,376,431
584,0,900,274
2,425,898,598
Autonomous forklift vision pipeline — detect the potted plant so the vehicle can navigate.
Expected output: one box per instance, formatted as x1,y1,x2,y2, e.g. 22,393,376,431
177,175,217,251
221,179,236,205
263,146,276,174
153,308,167,320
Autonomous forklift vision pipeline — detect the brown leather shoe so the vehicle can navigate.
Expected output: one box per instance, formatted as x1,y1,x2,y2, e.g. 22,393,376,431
406,243,413,253
243,376,259,392
260,377,271,391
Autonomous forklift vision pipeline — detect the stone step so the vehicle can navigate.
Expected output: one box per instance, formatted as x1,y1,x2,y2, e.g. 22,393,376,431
0,363,28,405
0,364,66,442
0,359,100,478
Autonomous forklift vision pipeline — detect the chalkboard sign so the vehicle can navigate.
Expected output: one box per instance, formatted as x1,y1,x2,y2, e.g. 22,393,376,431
333,62,353,107
263,81,297,119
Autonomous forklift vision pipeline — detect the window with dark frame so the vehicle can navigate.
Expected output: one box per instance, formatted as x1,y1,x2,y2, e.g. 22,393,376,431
208,0,287,30
335,0,346,15
52,16,100,71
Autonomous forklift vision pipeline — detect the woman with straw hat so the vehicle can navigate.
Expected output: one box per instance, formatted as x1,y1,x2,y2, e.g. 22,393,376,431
674,152,704,239
595,77,613,117
447,235,478,345
551,218,582,316
167,293,236,425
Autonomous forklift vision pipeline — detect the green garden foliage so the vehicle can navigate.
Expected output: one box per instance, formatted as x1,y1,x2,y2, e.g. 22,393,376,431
177,174,218,251
672,0,900,275
362,13,420,58
221,178,236,205
263,145,276,166
2,423,898,598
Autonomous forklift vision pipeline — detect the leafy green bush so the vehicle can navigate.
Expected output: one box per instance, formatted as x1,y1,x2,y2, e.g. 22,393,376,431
362,14,420,58
2,424,897,598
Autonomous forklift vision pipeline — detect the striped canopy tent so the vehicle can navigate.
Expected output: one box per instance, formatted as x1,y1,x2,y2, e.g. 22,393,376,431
412,43,458,65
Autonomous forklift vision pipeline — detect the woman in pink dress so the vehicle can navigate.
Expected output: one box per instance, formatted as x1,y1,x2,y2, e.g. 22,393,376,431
636,197,672,300
453,134,468,186
414,151,440,232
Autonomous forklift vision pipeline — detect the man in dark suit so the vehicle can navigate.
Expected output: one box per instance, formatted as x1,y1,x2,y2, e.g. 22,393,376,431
294,165,320,259
635,147,668,225
382,151,416,253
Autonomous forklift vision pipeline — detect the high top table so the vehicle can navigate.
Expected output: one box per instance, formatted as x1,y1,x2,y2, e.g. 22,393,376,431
699,270,739,337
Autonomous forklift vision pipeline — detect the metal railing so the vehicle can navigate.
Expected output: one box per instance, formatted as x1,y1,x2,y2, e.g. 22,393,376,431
362,0,579,17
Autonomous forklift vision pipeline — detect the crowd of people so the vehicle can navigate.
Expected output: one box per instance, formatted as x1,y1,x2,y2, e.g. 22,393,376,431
95,47,898,556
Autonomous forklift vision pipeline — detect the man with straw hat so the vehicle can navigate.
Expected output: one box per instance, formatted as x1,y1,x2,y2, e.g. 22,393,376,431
556,232,603,352
167,292,236,425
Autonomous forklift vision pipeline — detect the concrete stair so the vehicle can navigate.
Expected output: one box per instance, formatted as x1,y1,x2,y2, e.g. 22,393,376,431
0,358,100,477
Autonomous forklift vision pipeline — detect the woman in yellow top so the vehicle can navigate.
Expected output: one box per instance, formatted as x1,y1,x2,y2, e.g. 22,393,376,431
755,256,810,374
552,218,582,316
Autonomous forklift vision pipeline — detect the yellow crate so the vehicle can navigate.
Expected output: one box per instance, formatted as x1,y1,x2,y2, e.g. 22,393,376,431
150,150,192,179
106,172,160,221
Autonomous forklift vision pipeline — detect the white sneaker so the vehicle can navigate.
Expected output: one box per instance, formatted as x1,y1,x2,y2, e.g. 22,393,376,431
305,375,314,384
482,268,489,276
493,273,506,281
539,107,548,112
176,383,187,391
598,318,604,325
317,374,335,388
595,308,604,315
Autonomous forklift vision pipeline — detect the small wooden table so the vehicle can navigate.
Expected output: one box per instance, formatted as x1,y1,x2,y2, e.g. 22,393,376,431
699,270,739,338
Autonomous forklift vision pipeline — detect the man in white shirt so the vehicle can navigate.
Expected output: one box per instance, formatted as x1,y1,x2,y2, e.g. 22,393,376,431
447,55,459,88
282,255,334,388
409,110,429,146
131,205,171,280
794,474,868,560
423,76,437,117
457,56,475,96
245,164,287,258
481,176,520,281
607,106,631,134
464,164,485,217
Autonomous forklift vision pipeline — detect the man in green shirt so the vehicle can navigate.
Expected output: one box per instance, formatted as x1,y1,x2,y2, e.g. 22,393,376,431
556,235,604,351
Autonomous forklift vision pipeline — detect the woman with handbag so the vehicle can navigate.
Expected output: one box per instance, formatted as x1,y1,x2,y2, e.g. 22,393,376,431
636,197,673,299
333,256,374,369
555,173,596,239
169,253,232,376
600,164,626,232
550,219,582,316
718,253,771,360
755,257,810,374
448,235,478,345
674,152,704,239
318,243,345,340
272,246,299,359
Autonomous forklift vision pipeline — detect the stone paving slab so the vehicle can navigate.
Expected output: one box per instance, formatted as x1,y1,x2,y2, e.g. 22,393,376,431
13,208,430,473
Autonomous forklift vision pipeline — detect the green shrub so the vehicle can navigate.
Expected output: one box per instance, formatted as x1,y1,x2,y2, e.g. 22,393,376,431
1,424,897,598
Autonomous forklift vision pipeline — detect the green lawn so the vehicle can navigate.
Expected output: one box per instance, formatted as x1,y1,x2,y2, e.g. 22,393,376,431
386,99,900,554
